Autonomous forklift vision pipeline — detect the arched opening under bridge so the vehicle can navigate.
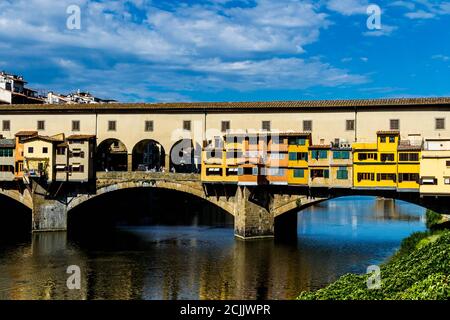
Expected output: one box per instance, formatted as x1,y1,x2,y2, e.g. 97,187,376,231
96,139,128,172
132,140,166,171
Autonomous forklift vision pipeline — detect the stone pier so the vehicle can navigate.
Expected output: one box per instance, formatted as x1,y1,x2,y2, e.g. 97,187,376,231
32,182,68,232
234,186,275,239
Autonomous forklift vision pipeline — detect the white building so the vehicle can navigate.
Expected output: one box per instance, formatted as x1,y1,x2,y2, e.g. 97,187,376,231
0,71,44,104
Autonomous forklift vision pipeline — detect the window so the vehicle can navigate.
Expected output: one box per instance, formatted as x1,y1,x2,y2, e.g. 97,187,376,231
337,168,349,180
71,165,84,173
206,168,222,176
381,153,394,162
421,177,437,185
445,177,450,185
293,169,304,178
226,168,238,176
108,120,116,131
333,151,350,159
399,173,419,183
311,150,327,160
221,121,230,133
37,120,45,131
346,120,355,131
380,136,386,143
288,137,306,145
390,119,400,130
262,121,271,131
399,153,419,162
436,118,445,130
447,161,450,167
145,120,154,132
357,172,375,181
303,120,312,131
2,120,10,131
376,173,397,182
72,120,80,132
0,148,13,157
42,147,48,154
28,147,34,154
183,120,191,131
270,153,285,160
56,147,66,155
389,136,395,143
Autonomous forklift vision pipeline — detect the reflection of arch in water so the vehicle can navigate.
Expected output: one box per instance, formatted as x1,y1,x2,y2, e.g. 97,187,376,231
169,139,202,173
96,139,128,172
132,140,166,171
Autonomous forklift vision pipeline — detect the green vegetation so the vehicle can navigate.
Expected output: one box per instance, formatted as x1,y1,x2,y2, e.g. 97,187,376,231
426,209,444,229
297,229,450,300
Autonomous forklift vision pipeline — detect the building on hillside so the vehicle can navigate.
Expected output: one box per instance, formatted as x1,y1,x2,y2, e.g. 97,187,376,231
0,72,44,104
0,138,15,181
46,90,117,104
420,138,450,195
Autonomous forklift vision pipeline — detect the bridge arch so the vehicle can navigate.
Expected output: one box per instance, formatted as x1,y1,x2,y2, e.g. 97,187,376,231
96,138,128,172
132,139,166,171
0,188,32,210
169,139,202,173
68,180,235,216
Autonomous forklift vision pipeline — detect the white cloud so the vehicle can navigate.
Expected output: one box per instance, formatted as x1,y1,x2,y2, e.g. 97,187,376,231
432,54,450,61
405,10,435,19
0,0,369,101
327,0,369,16
363,24,398,37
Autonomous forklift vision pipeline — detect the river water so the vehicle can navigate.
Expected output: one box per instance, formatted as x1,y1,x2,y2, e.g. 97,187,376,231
0,196,426,300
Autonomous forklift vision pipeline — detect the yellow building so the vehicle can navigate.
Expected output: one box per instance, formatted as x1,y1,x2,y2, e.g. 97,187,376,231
353,131,399,189
420,139,450,195
23,134,65,183
397,142,421,192
201,136,228,183
287,133,310,186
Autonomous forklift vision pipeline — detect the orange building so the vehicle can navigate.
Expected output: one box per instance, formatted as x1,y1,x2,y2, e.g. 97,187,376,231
238,133,265,186
14,131,37,179
265,133,289,185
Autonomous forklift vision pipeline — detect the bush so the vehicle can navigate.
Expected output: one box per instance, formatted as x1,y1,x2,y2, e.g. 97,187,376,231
426,210,443,229
297,230,450,300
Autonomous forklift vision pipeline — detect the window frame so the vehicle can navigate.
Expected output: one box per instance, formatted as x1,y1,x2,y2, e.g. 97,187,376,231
145,120,154,132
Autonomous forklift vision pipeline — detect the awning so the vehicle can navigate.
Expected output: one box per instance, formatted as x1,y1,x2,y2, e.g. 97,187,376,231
56,165,66,169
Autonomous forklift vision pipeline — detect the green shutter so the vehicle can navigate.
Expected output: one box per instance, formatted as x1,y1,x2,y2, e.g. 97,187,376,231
294,169,304,178
289,152,297,161
319,150,328,159
324,169,329,178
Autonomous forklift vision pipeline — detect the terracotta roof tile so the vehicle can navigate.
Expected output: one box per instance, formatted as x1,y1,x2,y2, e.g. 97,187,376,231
67,134,96,140
15,131,38,137
2,97,450,112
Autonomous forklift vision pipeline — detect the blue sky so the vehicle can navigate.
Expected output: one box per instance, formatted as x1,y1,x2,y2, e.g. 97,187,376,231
0,0,449,102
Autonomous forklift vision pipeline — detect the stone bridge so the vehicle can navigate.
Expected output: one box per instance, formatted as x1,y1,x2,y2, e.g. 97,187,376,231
3,171,450,239
64,172,324,239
